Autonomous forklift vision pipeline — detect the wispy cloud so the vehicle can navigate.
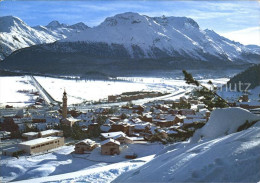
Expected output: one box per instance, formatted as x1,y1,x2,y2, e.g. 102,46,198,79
220,27,260,46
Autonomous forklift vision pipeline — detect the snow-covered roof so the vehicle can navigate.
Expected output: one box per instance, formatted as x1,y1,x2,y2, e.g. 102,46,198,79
176,115,186,119
134,123,150,130
22,131,38,136
76,139,96,145
19,136,62,146
40,129,61,136
166,130,178,134
101,131,125,138
112,134,130,140
184,119,194,124
100,138,120,146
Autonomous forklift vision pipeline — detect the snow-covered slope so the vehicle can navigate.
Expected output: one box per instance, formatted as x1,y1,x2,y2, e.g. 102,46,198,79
191,107,260,142
61,12,259,63
114,108,260,182
0,16,88,60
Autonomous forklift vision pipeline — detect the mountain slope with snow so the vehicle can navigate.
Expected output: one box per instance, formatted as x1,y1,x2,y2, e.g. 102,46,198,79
61,12,259,63
1,13,259,75
0,16,88,60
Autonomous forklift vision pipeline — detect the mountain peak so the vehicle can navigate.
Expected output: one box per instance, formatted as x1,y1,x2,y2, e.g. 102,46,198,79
68,22,89,30
101,12,146,26
0,15,25,32
46,20,68,28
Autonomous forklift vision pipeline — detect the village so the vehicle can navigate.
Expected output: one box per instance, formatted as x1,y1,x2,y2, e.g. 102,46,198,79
1,83,260,159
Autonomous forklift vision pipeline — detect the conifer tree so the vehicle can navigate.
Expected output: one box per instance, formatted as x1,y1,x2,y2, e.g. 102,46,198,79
182,70,230,109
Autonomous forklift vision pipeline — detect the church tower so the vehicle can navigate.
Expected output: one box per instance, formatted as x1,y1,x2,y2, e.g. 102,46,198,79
62,90,67,119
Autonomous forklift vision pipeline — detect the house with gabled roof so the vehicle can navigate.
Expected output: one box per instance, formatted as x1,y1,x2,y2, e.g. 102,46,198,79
74,139,97,154
112,134,133,144
100,138,120,155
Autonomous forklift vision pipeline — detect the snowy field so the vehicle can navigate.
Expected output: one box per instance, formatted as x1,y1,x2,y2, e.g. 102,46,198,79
0,75,230,107
0,76,38,108
34,76,229,106
0,142,163,182
35,76,149,105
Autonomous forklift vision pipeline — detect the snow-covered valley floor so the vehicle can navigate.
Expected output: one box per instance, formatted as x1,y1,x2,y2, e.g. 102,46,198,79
0,76,38,108
0,75,230,107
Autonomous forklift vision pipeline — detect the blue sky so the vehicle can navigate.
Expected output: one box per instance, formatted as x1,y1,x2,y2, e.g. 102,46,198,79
0,0,259,45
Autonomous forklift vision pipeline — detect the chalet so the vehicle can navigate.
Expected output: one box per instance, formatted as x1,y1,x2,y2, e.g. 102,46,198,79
133,122,150,133
18,136,64,154
141,114,153,122
100,139,120,155
173,115,186,124
112,134,133,144
109,123,126,132
74,139,97,154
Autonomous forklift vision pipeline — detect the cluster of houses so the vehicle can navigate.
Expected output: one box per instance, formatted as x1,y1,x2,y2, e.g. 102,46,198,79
108,91,164,102
74,131,134,156
1,90,260,157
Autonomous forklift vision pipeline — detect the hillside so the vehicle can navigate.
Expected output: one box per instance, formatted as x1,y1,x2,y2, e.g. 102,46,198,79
1,13,260,75
227,64,260,90
114,107,260,182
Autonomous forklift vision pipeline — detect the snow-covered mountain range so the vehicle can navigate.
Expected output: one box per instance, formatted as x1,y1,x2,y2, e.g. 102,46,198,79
60,12,259,63
0,16,89,60
0,12,259,75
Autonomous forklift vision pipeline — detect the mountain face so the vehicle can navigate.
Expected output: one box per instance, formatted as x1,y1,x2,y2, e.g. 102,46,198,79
0,16,89,60
227,64,260,90
60,12,259,63
1,12,259,75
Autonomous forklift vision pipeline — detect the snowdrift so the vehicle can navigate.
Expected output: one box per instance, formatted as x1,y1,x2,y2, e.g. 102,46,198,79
191,107,260,142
